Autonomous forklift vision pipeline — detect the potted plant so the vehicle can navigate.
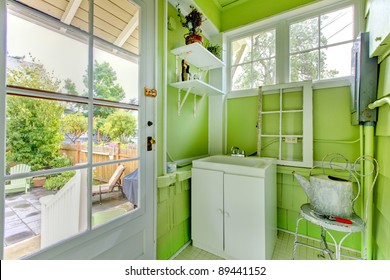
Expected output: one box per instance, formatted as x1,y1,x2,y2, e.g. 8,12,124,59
205,42,222,59
177,4,205,45
32,177,46,188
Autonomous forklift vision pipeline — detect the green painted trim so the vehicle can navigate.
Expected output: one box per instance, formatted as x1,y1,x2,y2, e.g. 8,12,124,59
176,170,192,181
157,173,176,188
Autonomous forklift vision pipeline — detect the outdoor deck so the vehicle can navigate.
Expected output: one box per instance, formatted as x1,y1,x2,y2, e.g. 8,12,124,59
4,186,130,259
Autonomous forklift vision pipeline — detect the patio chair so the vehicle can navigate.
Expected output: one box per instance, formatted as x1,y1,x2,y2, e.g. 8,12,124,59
5,164,32,194
92,164,126,203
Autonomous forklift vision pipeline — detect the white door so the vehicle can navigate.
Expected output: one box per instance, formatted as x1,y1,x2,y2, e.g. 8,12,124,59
1,0,156,259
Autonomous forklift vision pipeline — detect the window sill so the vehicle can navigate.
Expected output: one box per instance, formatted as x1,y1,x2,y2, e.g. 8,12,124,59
227,76,351,99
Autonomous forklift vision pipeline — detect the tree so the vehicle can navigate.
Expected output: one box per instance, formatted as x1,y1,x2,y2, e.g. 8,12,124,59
63,78,78,95
101,111,137,143
289,16,339,82
6,56,65,170
83,61,125,118
60,113,88,143
233,30,276,89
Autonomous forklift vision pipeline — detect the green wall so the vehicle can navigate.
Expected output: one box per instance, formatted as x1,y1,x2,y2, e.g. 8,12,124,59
166,3,209,163
227,87,360,160
157,0,390,259
227,87,362,250
373,56,390,260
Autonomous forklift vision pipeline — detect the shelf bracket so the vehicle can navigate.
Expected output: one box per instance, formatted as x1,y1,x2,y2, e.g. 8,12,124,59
193,94,206,117
177,87,192,116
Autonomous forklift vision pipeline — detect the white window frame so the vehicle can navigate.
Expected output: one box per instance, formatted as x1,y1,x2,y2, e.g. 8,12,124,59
224,0,364,99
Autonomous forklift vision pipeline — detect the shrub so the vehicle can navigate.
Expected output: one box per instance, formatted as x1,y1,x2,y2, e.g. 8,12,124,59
44,171,76,190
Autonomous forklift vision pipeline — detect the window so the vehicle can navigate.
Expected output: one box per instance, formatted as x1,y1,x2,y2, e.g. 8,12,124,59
289,6,354,82
231,29,276,90
227,1,359,94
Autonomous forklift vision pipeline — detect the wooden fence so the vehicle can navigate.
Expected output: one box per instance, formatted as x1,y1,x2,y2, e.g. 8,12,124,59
60,141,138,182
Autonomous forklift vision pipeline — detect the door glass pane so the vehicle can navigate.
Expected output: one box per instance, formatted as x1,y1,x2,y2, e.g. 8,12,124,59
92,107,138,163
93,0,139,54
92,46,139,103
6,96,88,173
6,13,88,96
92,162,138,227
4,169,88,257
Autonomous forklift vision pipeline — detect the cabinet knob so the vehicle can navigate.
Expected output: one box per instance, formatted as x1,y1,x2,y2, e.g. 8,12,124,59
225,211,230,218
218,209,223,215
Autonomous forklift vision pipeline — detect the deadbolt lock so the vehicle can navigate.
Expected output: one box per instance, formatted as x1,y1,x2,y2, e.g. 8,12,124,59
147,136,156,151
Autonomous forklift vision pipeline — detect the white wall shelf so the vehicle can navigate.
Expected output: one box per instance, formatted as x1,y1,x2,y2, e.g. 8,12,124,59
170,43,224,116
170,80,223,96
171,43,225,70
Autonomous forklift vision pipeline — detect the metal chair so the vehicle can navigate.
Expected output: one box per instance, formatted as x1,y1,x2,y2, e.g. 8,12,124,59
293,154,379,260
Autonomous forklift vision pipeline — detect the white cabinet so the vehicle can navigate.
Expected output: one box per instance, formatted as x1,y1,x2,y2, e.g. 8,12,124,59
191,164,276,259
366,0,390,62
191,168,224,254
170,43,224,115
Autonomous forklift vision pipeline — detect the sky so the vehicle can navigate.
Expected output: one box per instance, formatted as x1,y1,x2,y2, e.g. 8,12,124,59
7,14,139,101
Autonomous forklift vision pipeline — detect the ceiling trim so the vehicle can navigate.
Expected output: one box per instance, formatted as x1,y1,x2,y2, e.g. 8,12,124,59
61,0,82,25
114,10,139,47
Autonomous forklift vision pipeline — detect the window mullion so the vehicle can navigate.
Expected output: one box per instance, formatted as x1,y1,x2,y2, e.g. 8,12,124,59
86,0,94,231
276,21,288,84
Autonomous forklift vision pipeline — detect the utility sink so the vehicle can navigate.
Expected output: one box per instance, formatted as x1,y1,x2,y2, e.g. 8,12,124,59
192,155,275,177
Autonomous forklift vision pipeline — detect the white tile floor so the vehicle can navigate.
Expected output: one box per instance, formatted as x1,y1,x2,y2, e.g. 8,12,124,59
174,230,361,260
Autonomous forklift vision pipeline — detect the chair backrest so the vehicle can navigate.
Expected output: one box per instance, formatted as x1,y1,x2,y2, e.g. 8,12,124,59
10,164,31,175
107,165,125,191
10,164,32,188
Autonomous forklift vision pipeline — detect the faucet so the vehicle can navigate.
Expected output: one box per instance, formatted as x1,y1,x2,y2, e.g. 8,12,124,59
231,146,245,157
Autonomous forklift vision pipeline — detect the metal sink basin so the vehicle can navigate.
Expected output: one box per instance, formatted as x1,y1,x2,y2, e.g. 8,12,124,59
192,155,275,177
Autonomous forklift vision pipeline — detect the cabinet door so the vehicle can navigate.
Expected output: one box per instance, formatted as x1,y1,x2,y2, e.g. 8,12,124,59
366,0,390,58
224,174,265,259
191,168,224,254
